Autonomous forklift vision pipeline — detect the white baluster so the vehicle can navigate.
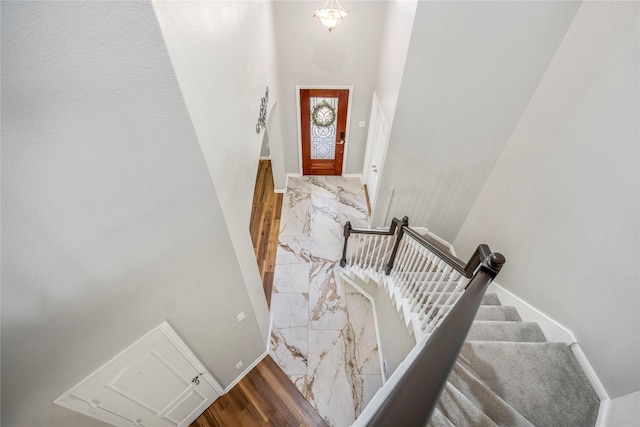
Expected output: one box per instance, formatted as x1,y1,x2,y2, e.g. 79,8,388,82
401,242,422,297
420,263,453,330
405,246,428,299
390,239,409,280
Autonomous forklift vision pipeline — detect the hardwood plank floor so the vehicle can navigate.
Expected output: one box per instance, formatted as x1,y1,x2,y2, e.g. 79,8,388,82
190,357,328,427
249,159,283,308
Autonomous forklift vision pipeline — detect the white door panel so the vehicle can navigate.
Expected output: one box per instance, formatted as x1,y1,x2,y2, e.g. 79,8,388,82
364,94,389,208
55,322,222,427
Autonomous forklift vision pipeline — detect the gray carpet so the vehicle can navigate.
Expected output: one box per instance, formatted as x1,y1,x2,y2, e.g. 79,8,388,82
427,294,600,427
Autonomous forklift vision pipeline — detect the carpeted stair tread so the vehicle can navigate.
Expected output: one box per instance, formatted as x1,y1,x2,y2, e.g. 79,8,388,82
467,321,547,342
427,407,456,427
457,341,600,427
420,292,504,310
482,293,501,306
474,306,522,321
448,362,535,427
433,382,499,427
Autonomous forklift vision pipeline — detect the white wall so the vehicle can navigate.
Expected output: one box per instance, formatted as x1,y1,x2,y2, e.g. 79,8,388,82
607,391,640,426
371,1,581,237
454,1,639,398
371,0,418,127
152,1,281,341
272,0,386,176
1,2,267,425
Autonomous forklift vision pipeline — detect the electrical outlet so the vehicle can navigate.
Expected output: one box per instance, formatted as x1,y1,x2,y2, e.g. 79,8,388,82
236,361,244,370
237,312,246,322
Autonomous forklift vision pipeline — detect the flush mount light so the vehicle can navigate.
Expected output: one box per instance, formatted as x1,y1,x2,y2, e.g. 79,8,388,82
313,0,348,32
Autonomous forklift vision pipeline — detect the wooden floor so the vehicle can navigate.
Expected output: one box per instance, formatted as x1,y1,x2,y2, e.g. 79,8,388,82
190,160,326,426
191,356,328,427
249,159,283,308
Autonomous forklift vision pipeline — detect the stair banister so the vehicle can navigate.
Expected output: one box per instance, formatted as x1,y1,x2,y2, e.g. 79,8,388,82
341,217,494,279
355,252,506,427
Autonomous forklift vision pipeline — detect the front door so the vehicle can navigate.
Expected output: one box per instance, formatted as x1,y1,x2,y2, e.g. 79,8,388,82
300,88,349,175
55,322,222,427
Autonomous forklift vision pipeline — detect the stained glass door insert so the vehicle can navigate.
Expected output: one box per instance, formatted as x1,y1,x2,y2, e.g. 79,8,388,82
310,97,338,160
300,89,349,175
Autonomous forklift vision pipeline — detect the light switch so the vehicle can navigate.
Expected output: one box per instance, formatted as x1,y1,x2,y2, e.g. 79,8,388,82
359,121,366,128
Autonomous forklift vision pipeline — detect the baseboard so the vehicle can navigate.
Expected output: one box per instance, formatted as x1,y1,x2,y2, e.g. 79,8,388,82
488,282,576,344
488,282,610,407
570,342,610,401
596,398,611,427
259,156,271,160
342,173,363,183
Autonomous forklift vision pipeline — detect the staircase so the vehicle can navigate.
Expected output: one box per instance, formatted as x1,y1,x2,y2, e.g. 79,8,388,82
340,218,600,427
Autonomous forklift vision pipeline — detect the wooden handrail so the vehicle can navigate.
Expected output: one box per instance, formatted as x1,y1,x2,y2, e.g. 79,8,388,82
342,217,492,278
356,253,505,426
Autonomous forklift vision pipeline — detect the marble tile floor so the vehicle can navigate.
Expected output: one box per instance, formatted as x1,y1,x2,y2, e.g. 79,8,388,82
269,176,382,427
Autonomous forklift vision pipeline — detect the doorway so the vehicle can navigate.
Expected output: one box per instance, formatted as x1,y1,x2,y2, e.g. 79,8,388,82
363,93,389,210
299,88,349,175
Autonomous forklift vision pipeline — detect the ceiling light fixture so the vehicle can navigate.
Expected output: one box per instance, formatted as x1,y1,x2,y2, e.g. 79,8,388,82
313,0,348,32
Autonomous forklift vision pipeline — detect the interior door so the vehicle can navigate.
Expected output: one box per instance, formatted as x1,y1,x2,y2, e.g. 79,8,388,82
55,322,222,427
364,95,389,208
300,88,349,175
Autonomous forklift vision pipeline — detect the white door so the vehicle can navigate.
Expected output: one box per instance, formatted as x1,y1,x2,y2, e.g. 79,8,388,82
363,94,389,208
55,322,222,427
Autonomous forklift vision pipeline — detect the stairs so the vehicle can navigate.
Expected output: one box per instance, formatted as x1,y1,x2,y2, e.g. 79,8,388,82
341,265,600,427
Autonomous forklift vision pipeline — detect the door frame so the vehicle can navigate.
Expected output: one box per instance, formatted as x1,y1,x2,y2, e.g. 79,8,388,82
296,85,354,176
362,92,390,212
54,321,224,426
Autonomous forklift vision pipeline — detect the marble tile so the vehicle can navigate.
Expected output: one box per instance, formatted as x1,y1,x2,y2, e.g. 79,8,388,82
270,327,308,376
309,262,348,330
287,176,311,195
288,374,310,398
346,292,380,375
273,263,310,293
337,177,367,207
340,201,369,229
280,190,311,236
276,235,310,265
310,176,339,199
271,293,309,329
270,173,382,426
307,329,356,427
310,196,343,244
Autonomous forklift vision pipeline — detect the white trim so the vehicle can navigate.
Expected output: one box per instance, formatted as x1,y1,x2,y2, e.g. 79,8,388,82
259,156,271,160
488,281,576,344
157,323,224,394
295,85,354,176
54,321,225,426
596,398,611,427
266,316,274,354
222,351,269,394
570,343,609,401
342,173,362,181
488,282,609,406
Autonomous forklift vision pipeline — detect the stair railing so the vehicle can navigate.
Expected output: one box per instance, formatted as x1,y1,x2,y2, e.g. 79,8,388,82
341,217,505,426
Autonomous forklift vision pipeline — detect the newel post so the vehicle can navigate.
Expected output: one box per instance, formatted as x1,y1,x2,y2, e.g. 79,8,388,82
385,216,409,275
340,221,352,267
